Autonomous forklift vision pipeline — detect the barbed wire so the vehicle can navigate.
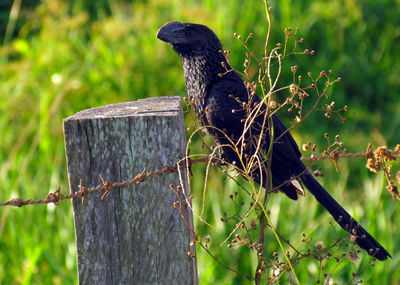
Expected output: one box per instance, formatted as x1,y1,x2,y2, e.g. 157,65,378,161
1,147,399,208
0,158,201,208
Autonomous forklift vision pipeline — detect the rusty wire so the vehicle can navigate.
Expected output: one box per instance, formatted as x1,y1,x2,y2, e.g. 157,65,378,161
0,148,398,208
0,158,200,208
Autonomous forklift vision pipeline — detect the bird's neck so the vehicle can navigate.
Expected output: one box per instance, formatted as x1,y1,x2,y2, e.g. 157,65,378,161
181,51,227,98
180,50,227,117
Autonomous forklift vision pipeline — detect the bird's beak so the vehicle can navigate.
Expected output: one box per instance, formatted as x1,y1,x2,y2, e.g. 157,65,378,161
157,21,185,44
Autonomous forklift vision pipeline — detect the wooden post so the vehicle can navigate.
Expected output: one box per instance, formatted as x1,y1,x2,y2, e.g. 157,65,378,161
63,97,197,285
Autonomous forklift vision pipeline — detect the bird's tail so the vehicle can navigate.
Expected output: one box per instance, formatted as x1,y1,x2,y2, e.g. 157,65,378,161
299,168,391,261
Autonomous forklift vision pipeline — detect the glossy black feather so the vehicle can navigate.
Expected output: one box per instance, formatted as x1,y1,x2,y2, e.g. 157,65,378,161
157,21,391,260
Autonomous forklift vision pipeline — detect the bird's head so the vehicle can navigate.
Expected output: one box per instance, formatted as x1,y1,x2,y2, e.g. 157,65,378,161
157,21,222,56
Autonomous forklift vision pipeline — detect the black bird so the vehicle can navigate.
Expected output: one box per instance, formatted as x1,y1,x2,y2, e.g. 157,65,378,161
157,21,391,261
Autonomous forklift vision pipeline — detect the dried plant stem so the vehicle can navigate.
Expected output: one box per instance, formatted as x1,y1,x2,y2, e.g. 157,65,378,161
258,200,300,284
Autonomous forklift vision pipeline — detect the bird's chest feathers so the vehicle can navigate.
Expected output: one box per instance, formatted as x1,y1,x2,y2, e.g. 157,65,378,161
182,56,214,117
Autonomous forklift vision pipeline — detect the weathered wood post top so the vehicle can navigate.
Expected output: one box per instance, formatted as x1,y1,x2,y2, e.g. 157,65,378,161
63,96,197,285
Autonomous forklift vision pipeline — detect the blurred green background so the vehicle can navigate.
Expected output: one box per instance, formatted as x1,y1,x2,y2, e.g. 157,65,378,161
0,0,399,284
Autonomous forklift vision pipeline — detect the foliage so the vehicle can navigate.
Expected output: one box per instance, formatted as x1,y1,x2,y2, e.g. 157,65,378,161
0,0,399,284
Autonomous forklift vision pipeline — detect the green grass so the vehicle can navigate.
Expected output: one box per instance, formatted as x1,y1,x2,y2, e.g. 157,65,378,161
0,0,399,284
